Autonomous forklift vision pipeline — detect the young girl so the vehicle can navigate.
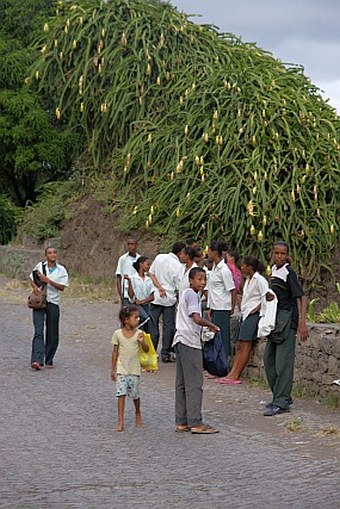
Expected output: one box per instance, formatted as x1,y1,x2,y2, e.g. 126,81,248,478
111,305,149,432
217,256,268,385
125,256,157,345
178,246,198,298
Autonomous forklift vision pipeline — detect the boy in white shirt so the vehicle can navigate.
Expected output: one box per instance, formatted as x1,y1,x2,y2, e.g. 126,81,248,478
173,267,220,434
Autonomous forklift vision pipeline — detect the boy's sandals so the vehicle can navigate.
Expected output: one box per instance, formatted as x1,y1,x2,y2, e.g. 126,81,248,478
191,424,219,434
175,424,190,433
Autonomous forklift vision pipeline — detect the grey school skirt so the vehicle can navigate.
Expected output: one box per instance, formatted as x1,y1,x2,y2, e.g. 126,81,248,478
238,312,260,341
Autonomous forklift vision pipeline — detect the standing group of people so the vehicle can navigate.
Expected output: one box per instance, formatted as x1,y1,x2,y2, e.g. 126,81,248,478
28,237,309,433
112,236,309,431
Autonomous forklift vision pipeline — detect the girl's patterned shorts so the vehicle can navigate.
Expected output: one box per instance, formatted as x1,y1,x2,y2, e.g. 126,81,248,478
116,374,140,399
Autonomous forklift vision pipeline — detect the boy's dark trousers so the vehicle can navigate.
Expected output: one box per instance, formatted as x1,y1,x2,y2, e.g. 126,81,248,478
31,302,60,365
174,342,203,428
150,304,176,360
263,327,296,410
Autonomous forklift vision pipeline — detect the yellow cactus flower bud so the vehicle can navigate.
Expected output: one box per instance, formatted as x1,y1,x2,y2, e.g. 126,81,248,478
291,190,296,201
101,28,106,37
44,23,49,33
201,173,205,182
262,110,266,118
301,175,307,184
191,82,196,90
266,265,272,276
150,205,154,215
146,63,152,76
55,107,61,119
159,33,164,47
213,110,218,120
156,76,161,85
35,71,40,80
79,16,83,25
194,156,200,165
176,208,180,218
199,156,204,165
121,33,127,47
80,102,84,112
252,135,256,146
64,25,68,34
54,39,58,47
199,166,204,175
262,216,267,226
257,230,264,242
66,18,70,27
203,132,209,142
254,171,258,181
133,206,138,215
73,40,77,49
24,77,30,85
145,220,149,229
184,125,189,135
148,214,153,223
316,208,320,218
179,96,183,105
250,225,256,236
330,224,335,234
40,45,47,55
59,51,63,60
170,172,174,180
246,200,254,216
176,161,184,173
147,134,152,143
252,186,257,195
215,135,219,145
123,166,128,173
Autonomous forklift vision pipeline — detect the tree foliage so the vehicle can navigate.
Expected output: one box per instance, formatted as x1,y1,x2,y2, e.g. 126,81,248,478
0,0,75,209
31,0,340,279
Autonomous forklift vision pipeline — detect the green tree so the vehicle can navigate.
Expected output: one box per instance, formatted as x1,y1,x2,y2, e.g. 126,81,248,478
0,0,76,207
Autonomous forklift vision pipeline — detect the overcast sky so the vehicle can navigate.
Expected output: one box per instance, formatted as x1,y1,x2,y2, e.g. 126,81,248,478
169,0,340,112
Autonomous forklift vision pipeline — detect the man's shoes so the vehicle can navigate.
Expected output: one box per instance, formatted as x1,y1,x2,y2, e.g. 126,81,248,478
31,362,42,371
46,362,54,368
263,404,290,417
161,357,172,363
265,397,293,409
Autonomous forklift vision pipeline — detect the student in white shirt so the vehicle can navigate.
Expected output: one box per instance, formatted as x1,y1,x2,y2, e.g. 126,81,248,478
173,267,220,434
177,246,198,298
125,256,157,347
207,241,236,363
217,256,269,385
30,247,69,370
115,237,140,305
149,241,185,362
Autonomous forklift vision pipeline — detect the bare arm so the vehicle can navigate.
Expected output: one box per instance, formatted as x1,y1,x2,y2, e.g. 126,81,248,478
137,332,149,352
111,345,119,381
192,313,220,333
116,275,122,299
230,288,237,314
148,272,166,297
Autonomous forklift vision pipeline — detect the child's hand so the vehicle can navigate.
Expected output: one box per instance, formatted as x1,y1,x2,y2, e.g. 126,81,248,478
123,274,130,280
137,332,144,343
111,371,116,381
266,291,275,301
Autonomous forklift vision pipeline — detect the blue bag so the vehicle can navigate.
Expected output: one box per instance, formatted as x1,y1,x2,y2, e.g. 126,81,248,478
202,331,228,377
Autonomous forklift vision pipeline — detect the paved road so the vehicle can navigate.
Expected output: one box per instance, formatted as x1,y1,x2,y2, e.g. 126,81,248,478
0,286,339,508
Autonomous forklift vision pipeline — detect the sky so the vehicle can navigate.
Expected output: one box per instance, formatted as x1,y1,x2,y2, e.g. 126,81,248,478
169,0,340,112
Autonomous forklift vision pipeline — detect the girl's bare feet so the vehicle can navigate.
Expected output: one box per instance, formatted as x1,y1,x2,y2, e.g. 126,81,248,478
135,412,143,427
116,422,124,432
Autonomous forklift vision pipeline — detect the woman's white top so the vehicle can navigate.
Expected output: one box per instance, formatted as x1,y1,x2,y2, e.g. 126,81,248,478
207,259,235,310
240,272,269,320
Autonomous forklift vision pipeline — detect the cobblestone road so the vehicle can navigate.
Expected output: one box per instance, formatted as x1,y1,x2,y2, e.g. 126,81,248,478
0,284,339,508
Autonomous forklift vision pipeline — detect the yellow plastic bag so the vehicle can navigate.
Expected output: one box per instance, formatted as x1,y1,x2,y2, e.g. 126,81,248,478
139,333,158,371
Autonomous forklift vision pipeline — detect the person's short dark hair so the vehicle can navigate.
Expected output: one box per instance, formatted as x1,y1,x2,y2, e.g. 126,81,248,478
172,241,186,255
210,240,229,256
273,241,289,253
227,250,240,263
119,305,139,326
242,255,265,274
188,267,206,279
45,246,57,255
182,246,196,261
185,237,197,247
132,256,149,272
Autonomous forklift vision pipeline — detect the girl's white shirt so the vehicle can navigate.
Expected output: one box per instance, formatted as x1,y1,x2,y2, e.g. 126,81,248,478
240,271,269,320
